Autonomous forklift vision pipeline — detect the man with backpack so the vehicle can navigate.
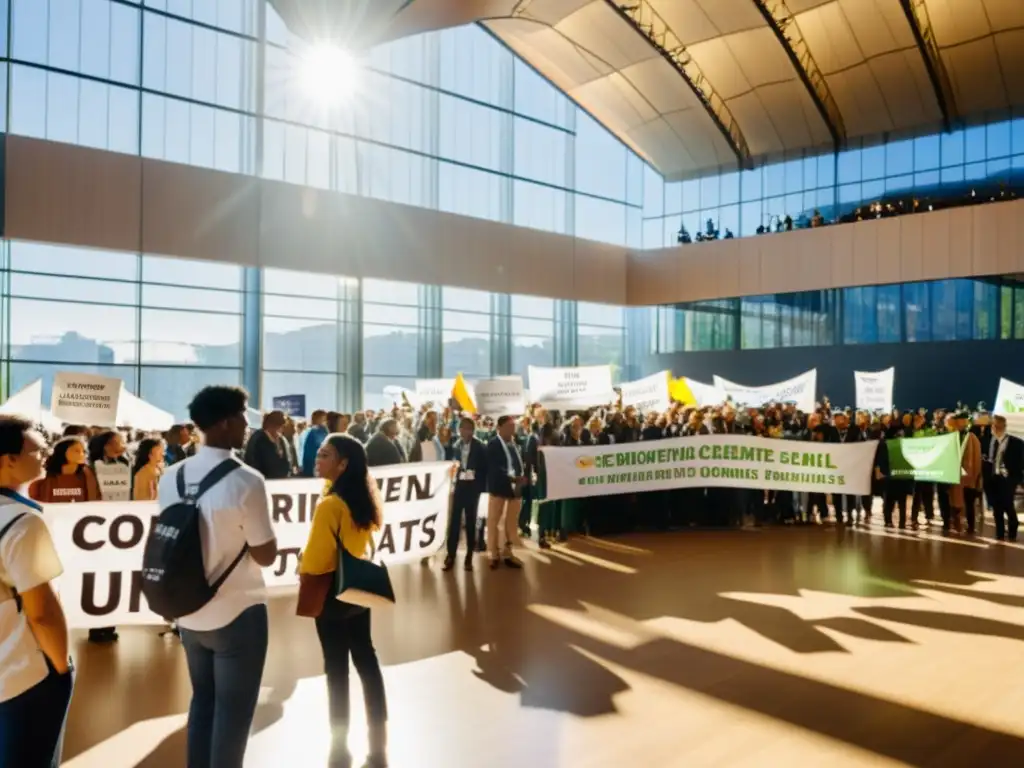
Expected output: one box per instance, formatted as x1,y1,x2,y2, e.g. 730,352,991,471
0,415,73,767
150,386,278,768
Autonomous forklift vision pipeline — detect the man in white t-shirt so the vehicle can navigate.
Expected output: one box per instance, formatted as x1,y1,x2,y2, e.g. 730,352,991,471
0,415,74,768
158,386,278,768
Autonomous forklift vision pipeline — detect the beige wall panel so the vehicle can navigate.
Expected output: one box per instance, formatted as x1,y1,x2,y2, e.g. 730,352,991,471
626,251,679,305
970,203,999,277
829,222,855,287
947,206,974,278
5,136,141,252
876,217,902,285
851,219,879,286
796,227,831,291
141,160,260,266
258,182,335,272
899,214,924,282
571,239,629,303
995,202,1019,275
920,209,951,280
758,235,798,295
737,237,761,296
712,239,741,298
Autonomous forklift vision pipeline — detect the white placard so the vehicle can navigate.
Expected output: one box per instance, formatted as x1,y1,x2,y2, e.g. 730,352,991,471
45,462,454,629
528,365,616,410
50,372,123,428
713,369,817,412
473,376,526,417
854,368,894,412
94,462,131,502
540,434,876,501
684,378,729,407
620,371,670,414
415,379,454,408
992,377,1024,437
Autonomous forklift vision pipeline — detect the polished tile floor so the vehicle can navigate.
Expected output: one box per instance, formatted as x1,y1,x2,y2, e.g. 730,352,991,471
62,515,1024,767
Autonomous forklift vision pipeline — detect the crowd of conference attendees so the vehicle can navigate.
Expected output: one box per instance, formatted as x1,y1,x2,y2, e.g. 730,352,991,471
31,393,1020,554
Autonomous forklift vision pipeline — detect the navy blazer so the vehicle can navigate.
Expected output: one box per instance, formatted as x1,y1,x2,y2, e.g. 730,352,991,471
453,437,488,495
486,436,523,499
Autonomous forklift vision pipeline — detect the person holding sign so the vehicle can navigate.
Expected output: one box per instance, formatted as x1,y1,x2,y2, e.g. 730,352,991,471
297,434,389,768
985,415,1022,541
0,416,73,768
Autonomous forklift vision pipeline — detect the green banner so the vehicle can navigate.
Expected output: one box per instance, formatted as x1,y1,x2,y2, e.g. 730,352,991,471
885,432,961,484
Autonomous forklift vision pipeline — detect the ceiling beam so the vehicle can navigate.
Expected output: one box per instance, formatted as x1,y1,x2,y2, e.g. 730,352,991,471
605,0,752,170
899,0,956,130
751,0,845,149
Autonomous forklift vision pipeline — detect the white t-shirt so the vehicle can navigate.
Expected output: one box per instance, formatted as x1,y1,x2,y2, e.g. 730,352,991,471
157,446,275,632
0,493,64,703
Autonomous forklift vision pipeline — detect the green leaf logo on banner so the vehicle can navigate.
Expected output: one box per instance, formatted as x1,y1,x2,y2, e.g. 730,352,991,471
886,432,961,484
1004,400,1019,414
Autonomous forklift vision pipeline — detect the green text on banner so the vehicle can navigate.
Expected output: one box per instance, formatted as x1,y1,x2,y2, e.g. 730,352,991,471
540,434,876,501
884,432,961,484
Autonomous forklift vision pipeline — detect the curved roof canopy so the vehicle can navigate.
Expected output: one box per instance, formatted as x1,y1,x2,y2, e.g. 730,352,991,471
271,0,1024,181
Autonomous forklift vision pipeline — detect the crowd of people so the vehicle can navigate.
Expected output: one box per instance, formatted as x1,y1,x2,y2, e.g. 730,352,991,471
2,382,1023,768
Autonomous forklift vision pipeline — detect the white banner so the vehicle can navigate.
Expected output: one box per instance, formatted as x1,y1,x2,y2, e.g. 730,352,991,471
473,376,526,417
528,365,616,410
50,372,122,428
620,371,670,414
46,462,453,628
540,434,875,501
993,377,1024,437
713,369,817,412
415,378,454,407
684,378,728,407
854,368,894,412
94,462,131,502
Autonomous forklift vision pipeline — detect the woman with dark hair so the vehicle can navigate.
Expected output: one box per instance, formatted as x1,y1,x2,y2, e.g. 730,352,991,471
87,430,131,644
131,438,164,502
297,433,388,768
29,437,100,504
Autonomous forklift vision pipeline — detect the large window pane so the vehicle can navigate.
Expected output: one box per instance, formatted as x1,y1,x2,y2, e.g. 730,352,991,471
140,309,242,366
262,371,339,412
141,367,242,421
10,299,139,364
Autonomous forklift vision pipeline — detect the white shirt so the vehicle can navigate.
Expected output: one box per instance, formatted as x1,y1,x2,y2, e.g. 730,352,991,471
0,493,64,703
990,434,1009,474
157,446,275,632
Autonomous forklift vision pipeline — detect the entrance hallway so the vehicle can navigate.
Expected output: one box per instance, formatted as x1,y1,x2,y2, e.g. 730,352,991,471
62,520,1024,767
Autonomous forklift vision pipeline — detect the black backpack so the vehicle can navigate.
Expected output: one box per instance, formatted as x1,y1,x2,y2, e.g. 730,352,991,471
141,458,246,620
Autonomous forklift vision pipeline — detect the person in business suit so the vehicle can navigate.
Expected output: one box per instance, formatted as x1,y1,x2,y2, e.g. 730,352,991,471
365,418,406,467
834,410,865,525
485,415,525,570
443,417,488,572
985,415,1022,541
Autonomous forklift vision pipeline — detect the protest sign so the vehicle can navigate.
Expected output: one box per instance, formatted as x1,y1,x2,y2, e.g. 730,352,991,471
528,365,616,410
620,371,670,414
473,377,526,417
50,372,122,427
45,462,453,628
885,432,961,484
854,368,894,412
93,462,131,502
272,395,307,418
541,434,874,501
713,370,817,412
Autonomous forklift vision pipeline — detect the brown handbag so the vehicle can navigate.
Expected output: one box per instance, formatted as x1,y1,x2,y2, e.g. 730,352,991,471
296,571,333,618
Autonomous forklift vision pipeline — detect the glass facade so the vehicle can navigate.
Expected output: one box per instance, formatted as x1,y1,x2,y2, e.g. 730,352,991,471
0,2,646,418
651,277,1020,354
642,118,1024,246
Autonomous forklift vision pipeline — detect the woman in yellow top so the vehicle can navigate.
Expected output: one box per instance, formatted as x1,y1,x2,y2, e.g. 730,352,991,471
298,433,388,768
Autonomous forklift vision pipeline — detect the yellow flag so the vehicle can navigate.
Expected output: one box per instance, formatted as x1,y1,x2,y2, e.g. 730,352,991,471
669,376,696,406
452,373,476,413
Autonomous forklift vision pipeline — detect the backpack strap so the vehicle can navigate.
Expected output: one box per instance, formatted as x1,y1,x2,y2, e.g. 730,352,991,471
0,512,27,544
177,458,242,503
210,543,249,593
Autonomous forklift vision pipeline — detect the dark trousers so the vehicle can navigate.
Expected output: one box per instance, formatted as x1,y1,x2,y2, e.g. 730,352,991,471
912,482,935,522
179,604,269,768
447,488,480,558
937,484,951,528
883,485,912,526
989,478,1018,539
807,493,829,520
518,484,533,531
0,660,73,768
315,601,388,765
965,488,982,533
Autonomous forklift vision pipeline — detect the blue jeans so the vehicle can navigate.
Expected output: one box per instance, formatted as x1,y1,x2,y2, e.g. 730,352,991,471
0,660,74,768
180,604,269,768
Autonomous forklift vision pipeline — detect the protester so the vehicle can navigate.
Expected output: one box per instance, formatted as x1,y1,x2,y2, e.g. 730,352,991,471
158,385,279,768
297,433,388,768
443,417,487,572
243,410,292,480
131,438,164,502
28,436,100,504
0,416,73,768
485,415,525,570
